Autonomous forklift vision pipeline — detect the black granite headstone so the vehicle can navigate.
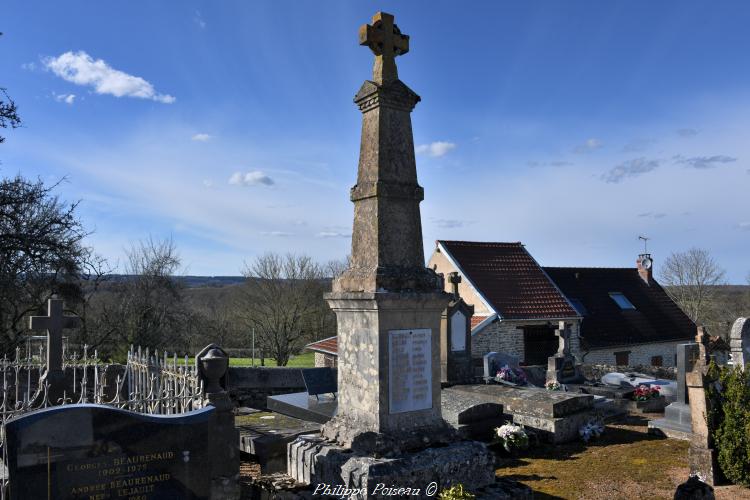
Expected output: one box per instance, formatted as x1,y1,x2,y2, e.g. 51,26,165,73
5,403,214,500
301,368,337,397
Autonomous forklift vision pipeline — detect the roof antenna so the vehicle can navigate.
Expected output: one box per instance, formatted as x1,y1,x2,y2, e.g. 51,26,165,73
638,235,650,254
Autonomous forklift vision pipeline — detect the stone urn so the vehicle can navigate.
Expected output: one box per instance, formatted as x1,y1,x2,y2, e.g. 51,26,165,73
198,347,228,394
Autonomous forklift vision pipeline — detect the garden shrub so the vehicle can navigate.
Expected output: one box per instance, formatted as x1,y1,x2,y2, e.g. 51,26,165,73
708,363,750,486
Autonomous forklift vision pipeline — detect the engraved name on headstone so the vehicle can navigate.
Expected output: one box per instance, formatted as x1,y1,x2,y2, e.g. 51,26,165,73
388,329,432,414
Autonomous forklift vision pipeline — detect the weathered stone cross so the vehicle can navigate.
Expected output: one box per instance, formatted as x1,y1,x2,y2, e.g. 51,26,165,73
29,298,80,374
555,321,571,357
359,11,409,84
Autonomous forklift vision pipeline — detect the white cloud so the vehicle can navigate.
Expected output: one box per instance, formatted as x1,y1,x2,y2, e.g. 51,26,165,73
431,218,473,229
202,179,214,188
21,62,37,71
54,93,76,105
191,133,212,142
316,231,351,238
415,141,456,158
43,51,175,103
261,231,293,237
736,222,750,231
677,128,699,138
673,155,737,169
228,170,274,186
573,138,602,154
602,157,661,183
194,10,206,29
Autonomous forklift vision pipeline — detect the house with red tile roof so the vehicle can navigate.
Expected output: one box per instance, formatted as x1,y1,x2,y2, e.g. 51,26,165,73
429,240,695,367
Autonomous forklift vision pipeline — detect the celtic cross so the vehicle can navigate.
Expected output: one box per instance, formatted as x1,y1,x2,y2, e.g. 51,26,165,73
359,12,410,84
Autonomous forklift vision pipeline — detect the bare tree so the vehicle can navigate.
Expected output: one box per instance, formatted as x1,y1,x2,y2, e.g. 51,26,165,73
0,175,104,351
238,253,329,366
92,237,190,356
659,247,726,325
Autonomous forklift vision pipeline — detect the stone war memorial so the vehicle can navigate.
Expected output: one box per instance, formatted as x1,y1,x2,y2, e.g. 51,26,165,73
286,11,504,496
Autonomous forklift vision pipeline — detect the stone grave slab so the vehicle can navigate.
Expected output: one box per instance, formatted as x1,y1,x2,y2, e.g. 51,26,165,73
448,384,595,443
266,392,337,424
441,390,504,440
236,410,320,474
5,403,214,500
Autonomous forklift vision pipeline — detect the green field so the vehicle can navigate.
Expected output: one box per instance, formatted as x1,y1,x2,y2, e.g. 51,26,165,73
227,351,315,367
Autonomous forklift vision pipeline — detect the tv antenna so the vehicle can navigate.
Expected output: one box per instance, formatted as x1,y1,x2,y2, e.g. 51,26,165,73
638,235,650,254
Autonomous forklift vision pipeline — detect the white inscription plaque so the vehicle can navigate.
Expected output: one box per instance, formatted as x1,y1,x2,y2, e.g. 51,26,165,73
450,310,467,351
388,329,432,414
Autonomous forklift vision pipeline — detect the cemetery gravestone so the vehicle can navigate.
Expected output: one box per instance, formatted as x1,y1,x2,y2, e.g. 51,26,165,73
6,404,214,500
483,351,521,381
301,368,337,398
649,343,699,440
440,273,475,385
729,317,749,367
547,322,583,384
28,298,81,404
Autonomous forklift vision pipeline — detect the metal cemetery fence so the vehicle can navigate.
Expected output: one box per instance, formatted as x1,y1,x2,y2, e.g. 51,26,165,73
0,343,204,498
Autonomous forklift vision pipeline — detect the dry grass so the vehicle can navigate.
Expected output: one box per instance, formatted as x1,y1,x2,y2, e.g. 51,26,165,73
495,414,750,499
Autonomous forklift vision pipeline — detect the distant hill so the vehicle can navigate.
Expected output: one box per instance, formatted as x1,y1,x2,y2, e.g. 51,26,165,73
102,275,246,288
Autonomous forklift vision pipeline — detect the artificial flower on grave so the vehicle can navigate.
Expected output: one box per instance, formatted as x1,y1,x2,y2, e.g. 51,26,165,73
494,422,530,453
495,365,527,385
579,416,605,443
633,384,661,401
546,380,562,391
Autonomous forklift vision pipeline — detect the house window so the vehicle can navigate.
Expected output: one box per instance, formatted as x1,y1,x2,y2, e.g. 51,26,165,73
609,292,636,310
615,351,630,366
651,355,663,367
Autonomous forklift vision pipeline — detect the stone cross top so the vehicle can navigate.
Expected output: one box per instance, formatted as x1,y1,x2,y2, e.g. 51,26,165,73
359,12,410,84
29,298,80,374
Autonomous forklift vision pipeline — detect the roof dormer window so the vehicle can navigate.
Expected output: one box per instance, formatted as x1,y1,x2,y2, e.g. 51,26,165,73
609,292,636,310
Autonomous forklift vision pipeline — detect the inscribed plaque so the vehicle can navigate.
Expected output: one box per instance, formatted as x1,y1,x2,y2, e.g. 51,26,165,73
388,329,432,414
450,310,467,351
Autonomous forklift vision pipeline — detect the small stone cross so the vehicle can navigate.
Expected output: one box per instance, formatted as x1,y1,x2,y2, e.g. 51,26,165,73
449,272,462,298
555,321,571,357
359,12,410,84
29,298,80,373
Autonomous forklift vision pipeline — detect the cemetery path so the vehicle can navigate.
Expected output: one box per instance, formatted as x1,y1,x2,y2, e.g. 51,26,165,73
495,414,750,499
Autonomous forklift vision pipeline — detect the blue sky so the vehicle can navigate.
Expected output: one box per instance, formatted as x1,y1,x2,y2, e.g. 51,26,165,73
2,1,748,281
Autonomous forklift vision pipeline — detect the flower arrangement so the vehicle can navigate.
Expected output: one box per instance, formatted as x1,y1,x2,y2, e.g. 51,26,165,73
495,423,529,453
546,380,562,391
579,417,605,443
633,384,661,401
495,365,527,385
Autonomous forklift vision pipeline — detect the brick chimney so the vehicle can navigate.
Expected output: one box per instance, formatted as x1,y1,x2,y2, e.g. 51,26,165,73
637,253,653,284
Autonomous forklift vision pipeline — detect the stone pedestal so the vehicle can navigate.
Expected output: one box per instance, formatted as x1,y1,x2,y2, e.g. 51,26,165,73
440,290,474,385
321,291,452,451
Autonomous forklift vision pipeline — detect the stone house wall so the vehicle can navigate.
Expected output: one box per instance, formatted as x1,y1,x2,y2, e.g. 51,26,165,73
314,352,337,368
471,319,583,365
582,340,685,368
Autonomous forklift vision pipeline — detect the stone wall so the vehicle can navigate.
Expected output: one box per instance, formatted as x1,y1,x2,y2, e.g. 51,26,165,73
583,340,684,368
313,352,337,368
472,319,583,364
227,367,306,409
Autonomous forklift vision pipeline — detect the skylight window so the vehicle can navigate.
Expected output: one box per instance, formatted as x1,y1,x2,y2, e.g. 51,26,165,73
609,292,636,310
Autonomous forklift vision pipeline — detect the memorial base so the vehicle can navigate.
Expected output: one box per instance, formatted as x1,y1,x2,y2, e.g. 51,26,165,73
287,435,506,499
